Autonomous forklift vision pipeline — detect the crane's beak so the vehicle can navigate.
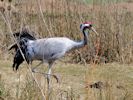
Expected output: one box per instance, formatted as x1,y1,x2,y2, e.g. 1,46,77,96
91,27,99,36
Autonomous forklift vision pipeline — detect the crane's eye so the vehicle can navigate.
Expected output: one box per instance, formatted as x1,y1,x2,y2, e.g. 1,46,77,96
89,24,92,27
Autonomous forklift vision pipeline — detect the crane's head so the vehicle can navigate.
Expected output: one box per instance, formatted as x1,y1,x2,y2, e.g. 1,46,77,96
80,21,99,36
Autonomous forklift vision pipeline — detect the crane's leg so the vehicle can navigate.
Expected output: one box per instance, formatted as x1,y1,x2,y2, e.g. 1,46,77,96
32,61,59,83
32,61,43,73
47,62,54,91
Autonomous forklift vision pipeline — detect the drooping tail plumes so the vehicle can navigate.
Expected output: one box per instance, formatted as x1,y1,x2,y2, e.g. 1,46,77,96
9,28,36,71
12,49,24,70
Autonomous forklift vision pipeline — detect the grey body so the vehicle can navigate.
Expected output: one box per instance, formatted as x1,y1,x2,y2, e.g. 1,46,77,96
27,37,84,63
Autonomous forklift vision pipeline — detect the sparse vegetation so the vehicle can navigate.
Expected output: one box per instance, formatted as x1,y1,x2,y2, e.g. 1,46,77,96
0,0,133,99
0,61,133,99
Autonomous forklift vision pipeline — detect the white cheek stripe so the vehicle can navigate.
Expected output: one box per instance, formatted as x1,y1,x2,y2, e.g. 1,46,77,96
80,24,90,31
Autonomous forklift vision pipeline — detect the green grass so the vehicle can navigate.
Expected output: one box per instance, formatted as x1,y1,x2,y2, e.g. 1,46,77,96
0,60,133,99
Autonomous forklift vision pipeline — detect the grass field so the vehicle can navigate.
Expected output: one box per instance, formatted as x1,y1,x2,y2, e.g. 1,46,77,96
0,0,133,99
0,60,133,100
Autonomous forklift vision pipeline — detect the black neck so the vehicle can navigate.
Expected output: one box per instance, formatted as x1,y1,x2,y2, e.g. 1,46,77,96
83,28,89,45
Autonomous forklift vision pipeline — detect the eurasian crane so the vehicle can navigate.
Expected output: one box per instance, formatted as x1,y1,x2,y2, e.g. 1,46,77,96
9,22,98,89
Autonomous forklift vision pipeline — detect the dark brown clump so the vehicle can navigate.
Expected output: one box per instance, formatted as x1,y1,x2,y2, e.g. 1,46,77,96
90,81,103,89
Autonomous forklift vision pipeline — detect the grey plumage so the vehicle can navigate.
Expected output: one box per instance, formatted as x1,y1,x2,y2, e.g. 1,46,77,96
26,37,84,62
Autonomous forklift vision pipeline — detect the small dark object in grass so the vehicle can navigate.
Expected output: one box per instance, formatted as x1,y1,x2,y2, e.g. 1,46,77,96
90,81,103,89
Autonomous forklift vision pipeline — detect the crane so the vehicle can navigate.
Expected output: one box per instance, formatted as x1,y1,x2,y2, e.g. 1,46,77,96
10,22,98,89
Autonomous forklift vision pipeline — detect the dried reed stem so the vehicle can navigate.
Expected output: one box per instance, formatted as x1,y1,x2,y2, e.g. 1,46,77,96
0,12,46,100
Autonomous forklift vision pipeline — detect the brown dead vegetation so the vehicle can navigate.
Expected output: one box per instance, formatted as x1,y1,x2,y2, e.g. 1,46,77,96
0,0,133,63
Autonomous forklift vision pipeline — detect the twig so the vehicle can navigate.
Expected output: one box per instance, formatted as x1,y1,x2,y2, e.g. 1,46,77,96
0,12,46,100
35,0,52,37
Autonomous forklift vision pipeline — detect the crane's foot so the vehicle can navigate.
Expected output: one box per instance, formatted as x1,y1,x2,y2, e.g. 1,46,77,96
32,68,41,73
44,74,60,83
32,68,36,73
31,69,60,83
52,74,60,83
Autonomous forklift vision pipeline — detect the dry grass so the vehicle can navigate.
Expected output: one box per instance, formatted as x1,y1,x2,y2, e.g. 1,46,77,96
0,0,133,99
0,0,133,63
0,60,133,100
